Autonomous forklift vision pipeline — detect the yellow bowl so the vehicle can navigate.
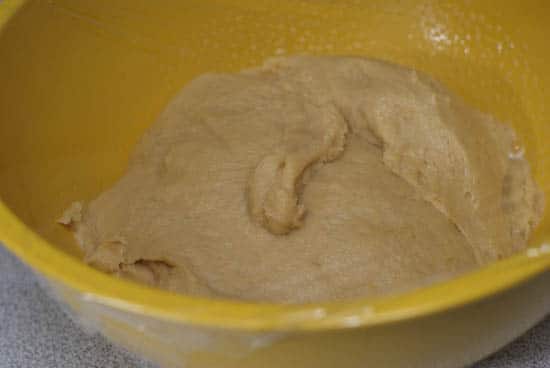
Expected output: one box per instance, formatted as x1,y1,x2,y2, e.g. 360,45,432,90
1,1,549,367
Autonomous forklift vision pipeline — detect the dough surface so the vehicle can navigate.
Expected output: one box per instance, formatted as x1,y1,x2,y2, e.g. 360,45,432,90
61,56,544,303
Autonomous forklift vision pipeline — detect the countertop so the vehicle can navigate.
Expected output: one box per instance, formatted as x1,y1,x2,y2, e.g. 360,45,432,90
1,245,548,368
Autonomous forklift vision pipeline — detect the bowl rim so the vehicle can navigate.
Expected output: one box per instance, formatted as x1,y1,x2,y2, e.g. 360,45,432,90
1,0,549,332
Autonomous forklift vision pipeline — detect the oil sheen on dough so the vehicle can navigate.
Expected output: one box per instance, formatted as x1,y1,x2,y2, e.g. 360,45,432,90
60,56,544,303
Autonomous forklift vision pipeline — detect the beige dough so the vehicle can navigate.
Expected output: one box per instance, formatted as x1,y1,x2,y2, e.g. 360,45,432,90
60,56,544,303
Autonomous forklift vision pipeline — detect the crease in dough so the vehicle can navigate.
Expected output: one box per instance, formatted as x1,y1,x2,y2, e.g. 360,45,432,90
247,102,349,235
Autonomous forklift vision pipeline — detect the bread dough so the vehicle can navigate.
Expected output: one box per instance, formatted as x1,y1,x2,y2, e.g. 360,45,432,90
60,56,544,303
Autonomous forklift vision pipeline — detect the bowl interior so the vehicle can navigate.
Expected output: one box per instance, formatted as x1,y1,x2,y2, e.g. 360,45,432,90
0,0,548,277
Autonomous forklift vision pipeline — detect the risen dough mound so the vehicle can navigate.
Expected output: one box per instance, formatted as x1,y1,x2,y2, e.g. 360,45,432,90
61,56,544,303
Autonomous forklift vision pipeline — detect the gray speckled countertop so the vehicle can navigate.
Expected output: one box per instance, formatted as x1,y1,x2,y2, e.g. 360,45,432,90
0,245,548,368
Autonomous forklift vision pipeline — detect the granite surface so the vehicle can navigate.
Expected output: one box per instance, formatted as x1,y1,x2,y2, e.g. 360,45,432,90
0,245,548,368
